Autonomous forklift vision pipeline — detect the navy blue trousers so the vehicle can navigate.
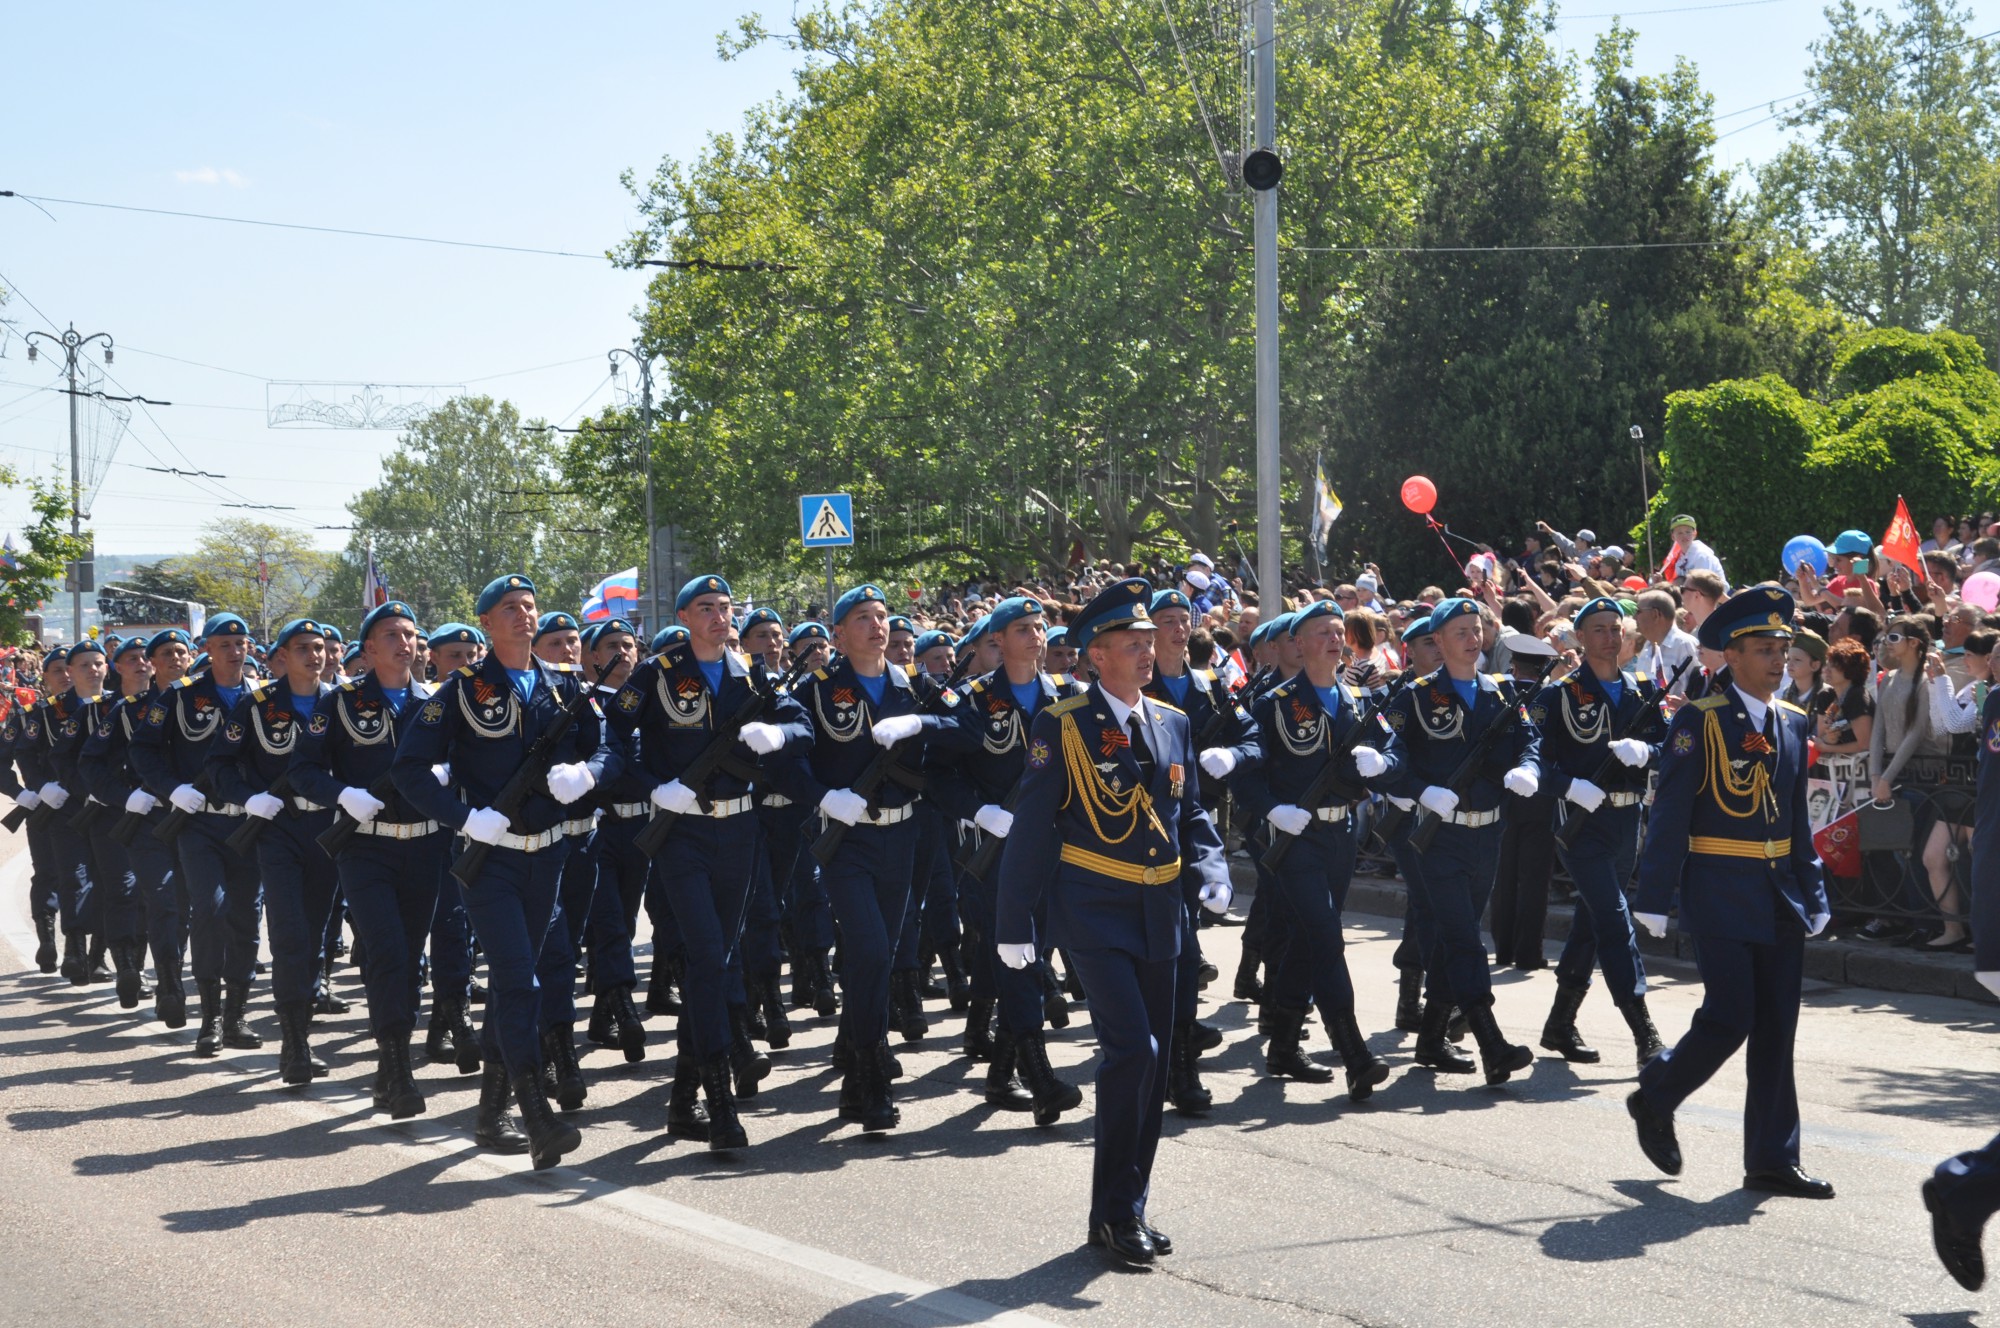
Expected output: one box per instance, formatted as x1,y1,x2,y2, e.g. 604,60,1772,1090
428,863,473,997
1639,898,1807,1172
1401,820,1503,1009
87,829,143,946
339,834,445,1037
586,816,646,994
653,815,757,1061
176,818,262,987
954,826,1046,1035
1067,944,1176,1230
461,842,568,1075
894,803,957,970
822,819,916,1048
23,819,58,927
777,806,834,951
49,822,98,940
534,830,599,1031
1266,820,1361,1015
1552,803,1646,1001
256,812,340,1007
125,822,183,986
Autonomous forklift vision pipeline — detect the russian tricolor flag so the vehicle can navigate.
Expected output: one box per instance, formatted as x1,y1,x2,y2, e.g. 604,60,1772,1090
582,567,641,622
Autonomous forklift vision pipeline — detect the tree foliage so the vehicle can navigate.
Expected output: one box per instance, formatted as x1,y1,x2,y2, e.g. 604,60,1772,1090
2,472,89,645
182,518,336,640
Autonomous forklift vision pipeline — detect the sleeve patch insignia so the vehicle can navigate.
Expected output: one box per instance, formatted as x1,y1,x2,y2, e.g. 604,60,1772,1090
225,723,244,743
145,705,168,727
61,719,77,737
309,712,330,736
1673,730,1694,755
616,688,642,712
1027,738,1051,770
419,699,446,726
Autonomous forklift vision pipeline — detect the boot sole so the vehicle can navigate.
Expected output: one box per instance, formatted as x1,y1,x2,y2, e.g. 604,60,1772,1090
1539,1038,1602,1063
1413,1054,1476,1074
1483,1046,1535,1084
476,1131,532,1155
986,1092,1037,1112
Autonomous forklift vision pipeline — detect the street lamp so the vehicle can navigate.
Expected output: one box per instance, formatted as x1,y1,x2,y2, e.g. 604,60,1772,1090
608,345,661,631
24,324,112,643
1631,424,1656,575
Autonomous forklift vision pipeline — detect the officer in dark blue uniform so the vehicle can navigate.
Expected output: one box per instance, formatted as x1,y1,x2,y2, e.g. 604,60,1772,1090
291,601,454,1118
784,584,954,1133
1231,611,1298,1006
996,577,1232,1267
1381,597,1542,1086
530,609,604,1105
17,643,97,985
932,594,1086,1123
1529,597,1670,1067
1626,585,1834,1199
1232,599,1400,1102
1385,611,1443,1032
75,636,158,1009
418,622,485,1067
130,613,265,1057
209,618,337,1084
769,619,834,1015
576,618,651,1062
392,573,623,1170
43,639,117,989
737,607,812,1039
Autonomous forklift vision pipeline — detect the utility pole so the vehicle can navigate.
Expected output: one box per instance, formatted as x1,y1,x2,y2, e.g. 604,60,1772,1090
1631,425,1655,574
608,345,661,631
1249,0,1283,606
24,324,112,643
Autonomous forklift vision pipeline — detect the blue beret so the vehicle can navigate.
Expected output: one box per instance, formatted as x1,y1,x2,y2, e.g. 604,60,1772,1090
1266,612,1298,642
787,621,829,648
740,607,783,633
1399,615,1435,645
146,629,192,656
581,618,635,651
476,573,535,615
427,622,485,649
986,596,1046,635
1829,529,1872,556
1069,577,1157,653
360,600,418,641
190,651,209,672
341,642,363,665
1428,598,1479,629
1045,626,1070,648
272,618,327,651
651,625,691,654
676,574,731,612
957,615,992,652
319,624,345,644
1697,585,1795,652
1150,589,1192,616
67,638,105,659
1289,599,1345,635
913,630,953,657
113,634,147,660
534,611,579,641
202,613,249,641
832,584,887,625
888,615,916,635
1573,596,1625,628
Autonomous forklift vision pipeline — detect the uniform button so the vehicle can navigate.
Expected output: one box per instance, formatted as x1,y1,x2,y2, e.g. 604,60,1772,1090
1147,848,1157,858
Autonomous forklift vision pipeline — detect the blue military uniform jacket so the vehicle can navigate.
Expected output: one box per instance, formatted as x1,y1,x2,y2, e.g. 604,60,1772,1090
48,688,114,795
604,644,808,798
78,687,156,809
1381,670,1542,812
289,673,437,822
1232,674,1402,820
1972,687,2000,973
994,685,1229,962
783,656,953,810
0,701,27,798
1142,665,1259,799
1633,689,1828,943
932,669,1087,823
209,679,335,807
1530,666,1666,800
129,672,255,808
16,689,81,792
390,655,623,836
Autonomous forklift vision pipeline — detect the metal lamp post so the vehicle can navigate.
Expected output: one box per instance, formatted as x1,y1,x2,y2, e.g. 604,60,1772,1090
24,324,112,642
608,345,661,631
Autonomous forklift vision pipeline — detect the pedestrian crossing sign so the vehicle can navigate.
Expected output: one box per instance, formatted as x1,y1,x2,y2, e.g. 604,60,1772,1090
800,493,855,548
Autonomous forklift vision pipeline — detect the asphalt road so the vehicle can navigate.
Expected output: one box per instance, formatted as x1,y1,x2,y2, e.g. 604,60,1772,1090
3,836,1997,1327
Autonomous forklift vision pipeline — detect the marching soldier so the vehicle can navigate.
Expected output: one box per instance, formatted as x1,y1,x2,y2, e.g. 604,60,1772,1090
419,623,486,1067
739,608,813,1040
786,621,830,674
82,636,158,1010
577,618,651,1064
18,644,98,985
0,660,55,974
1626,586,1835,1199
1386,611,1442,1032
995,577,1232,1267
532,610,601,1103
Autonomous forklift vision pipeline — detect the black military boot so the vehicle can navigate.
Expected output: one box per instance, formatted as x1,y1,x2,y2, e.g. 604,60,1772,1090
87,938,112,983
32,911,57,974
194,979,223,1056
837,1052,868,1123
374,1034,425,1119
1166,1025,1215,1115
877,1039,904,1082
645,953,683,1015
426,994,461,1065
859,1042,901,1133
666,1056,710,1141
1233,943,1264,1002
276,1001,327,1085
962,995,997,1062
1013,1029,1084,1126
1412,999,1475,1073
700,1052,749,1152
1327,1009,1391,1102
511,1070,582,1171
891,969,929,1043
1463,1001,1534,1085
540,1025,587,1111
1265,1005,1336,1083
220,983,262,1050
154,950,187,1029
729,1005,770,1099
983,1032,1036,1111
1618,995,1666,1065
111,941,143,1009
1394,969,1424,1033
1539,982,1600,1063
313,948,349,1016
757,974,791,1050
790,951,817,1011
743,983,770,1042
60,933,88,987
608,985,647,1063
941,947,970,1012
1035,959,1070,1029
473,1060,529,1154
445,996,482,1075
1184,1019,1223,1052
813,951,839,1018
586,990,618,1050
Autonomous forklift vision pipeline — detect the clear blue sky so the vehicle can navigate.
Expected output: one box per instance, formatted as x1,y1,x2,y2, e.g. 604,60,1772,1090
0,0,1974,557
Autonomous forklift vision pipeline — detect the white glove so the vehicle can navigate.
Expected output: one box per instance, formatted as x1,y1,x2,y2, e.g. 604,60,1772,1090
1635,912,1668,939
336,786,384,824
1352,745,1387,778
974,804,1014,838
1806,912,1830,938
244,792,285,821
546,761,596,805
996,941,1036,970
122,788,156,816
1504,767,1540,798
1198,879,1233,915
37,782,68,810
461,806,511,845
431,763,451,787
1267,804,1312,837
870,713,924,748
14,789,39,810
819,788,869,825
1979,971,2000,1000
651,780,700,814
1565,778,1606,813
1610,738,1651,768
169,783,208,815
1198,747,1237,779
1419,785,1459,816
738,721,785,755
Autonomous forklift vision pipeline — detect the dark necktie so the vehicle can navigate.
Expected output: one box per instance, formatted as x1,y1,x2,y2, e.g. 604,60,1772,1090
1127,712,1156,786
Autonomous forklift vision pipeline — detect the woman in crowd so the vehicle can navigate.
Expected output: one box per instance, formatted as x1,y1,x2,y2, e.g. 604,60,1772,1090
1869,617,1959,949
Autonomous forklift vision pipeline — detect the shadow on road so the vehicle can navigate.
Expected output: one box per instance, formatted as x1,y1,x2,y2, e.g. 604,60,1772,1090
1538,1178,1769,1262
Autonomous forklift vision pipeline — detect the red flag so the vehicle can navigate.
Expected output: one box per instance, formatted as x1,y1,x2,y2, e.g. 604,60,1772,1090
1813,808,1862,878
1659,540,1682,582
1882,495,1928,582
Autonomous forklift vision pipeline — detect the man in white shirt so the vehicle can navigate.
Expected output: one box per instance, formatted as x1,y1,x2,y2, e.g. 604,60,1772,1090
1669,515,1728,590
1633,590,1699,696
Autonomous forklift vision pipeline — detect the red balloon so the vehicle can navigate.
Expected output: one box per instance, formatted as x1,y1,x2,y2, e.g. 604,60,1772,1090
1400,475,1438,515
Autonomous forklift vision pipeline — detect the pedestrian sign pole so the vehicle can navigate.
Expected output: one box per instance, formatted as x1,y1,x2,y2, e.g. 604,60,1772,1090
799,493,855,620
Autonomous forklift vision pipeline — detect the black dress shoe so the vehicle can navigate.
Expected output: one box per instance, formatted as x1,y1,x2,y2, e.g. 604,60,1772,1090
1627,1090,1682,1176
1141,1222,1173,1256
1744,1165,1834,1199
1087,1218,1155,1267
1924,1175,1988,1291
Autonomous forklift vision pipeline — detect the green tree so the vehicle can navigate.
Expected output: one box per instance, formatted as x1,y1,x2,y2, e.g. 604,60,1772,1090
2,472,89,645
184,518,335,639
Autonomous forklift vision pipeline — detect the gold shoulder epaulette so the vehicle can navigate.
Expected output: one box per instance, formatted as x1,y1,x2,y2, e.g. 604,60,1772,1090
1691,694,1729,711
1776,698,1807,716
1048,673,1068,687
553,662,579,673
813,667,831,681
171,676,194,689
340,680,358,692
1049,693,1089,716
1150,696,1187,717
456,665,476,678
968,678,986,694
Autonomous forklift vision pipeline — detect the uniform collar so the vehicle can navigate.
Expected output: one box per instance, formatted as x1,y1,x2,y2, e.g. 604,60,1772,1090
1097,685,1149,732
1731,684,1771,732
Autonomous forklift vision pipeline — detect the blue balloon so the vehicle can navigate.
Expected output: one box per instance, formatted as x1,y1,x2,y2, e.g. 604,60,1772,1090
1781,534,1828,579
